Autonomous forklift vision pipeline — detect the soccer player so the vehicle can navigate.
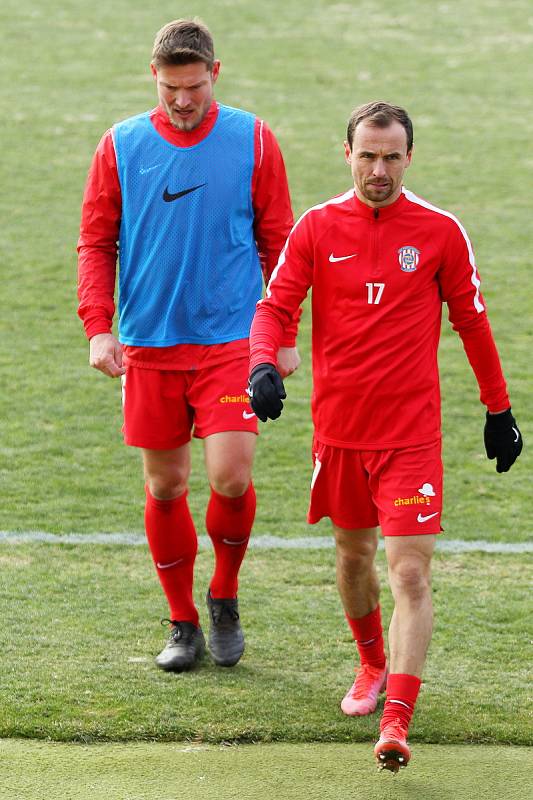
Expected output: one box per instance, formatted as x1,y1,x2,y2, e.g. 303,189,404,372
78,19,300,673
248,102,523,771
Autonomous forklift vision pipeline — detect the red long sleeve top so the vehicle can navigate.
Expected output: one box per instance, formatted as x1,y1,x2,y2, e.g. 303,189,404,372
250,187,510,449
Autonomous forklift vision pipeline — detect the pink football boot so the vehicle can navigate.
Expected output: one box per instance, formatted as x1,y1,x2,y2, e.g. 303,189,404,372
340,663,387,716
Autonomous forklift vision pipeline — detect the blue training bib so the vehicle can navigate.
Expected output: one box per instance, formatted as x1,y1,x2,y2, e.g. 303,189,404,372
113,105,261,346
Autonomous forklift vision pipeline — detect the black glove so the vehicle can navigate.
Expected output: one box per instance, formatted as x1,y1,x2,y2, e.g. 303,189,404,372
248,363,286,422
484,408,523,473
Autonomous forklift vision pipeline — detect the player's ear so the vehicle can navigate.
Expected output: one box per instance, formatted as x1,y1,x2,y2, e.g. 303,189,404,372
150,63,157,81
211,60,221,83
344,140,352,165
405,146,413,168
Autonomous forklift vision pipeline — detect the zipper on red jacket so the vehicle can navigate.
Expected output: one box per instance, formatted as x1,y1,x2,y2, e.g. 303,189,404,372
371,207,380,275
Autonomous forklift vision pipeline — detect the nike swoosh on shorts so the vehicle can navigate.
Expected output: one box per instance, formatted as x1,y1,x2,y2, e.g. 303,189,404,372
417,512,439,523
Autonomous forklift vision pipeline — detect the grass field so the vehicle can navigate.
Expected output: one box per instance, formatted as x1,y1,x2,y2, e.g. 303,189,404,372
1,0,530,538
2,740,531,800
0,546,531,743
1,0,532,797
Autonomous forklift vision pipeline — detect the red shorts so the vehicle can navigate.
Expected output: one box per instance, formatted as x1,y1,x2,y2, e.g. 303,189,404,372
122,357,258,449
308,438,443,536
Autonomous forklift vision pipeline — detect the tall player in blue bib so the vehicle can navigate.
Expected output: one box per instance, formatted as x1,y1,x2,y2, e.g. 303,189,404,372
78,19,300,672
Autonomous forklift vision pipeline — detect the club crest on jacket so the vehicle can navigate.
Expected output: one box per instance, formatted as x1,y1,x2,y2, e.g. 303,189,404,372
398,245,420,272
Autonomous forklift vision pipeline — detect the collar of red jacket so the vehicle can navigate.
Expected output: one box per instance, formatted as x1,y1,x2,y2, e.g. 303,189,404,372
352,189,409,219
150,101,219,147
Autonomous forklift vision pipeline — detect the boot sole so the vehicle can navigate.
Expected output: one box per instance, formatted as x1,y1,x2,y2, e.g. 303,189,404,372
375,742,410,773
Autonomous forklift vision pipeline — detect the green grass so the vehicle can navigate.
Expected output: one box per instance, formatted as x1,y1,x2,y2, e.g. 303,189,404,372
2,740,531,800
0,545,530,743
0,0,530,539
0,3,531,794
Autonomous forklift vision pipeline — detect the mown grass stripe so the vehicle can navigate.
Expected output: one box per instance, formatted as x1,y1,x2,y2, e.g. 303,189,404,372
0,740,529,800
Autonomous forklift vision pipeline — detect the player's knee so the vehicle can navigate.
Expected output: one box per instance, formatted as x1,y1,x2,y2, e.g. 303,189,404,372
337,547,375,578
210,471,251,498
389,558,431,599
146,474,189,500
335,530,377,570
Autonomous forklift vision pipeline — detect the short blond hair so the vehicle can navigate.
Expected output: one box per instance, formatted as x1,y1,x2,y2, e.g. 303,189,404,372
152,18,215,70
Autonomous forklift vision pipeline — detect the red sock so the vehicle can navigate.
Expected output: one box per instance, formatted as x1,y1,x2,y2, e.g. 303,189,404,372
345,606,386,669
205,482,256,598
144,487,199,626
381,673,422,733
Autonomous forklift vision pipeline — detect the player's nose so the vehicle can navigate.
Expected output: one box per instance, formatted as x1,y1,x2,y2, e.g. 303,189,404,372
175,90,191,108
372,158,387,177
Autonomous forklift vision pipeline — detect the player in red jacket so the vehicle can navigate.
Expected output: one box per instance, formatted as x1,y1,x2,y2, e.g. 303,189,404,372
78,19,300,673
248,101,523,772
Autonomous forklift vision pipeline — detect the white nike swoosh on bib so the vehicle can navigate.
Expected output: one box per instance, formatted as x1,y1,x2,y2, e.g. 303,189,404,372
417,512,439,523
329,252,358,263
139,164,162,175
243,410,256,419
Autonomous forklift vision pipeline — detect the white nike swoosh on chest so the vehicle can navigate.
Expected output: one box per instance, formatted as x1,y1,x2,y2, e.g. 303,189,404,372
328,253,358,263
139,164,162,175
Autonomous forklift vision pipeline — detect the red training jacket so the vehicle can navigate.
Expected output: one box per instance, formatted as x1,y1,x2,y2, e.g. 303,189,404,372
250,187,510,449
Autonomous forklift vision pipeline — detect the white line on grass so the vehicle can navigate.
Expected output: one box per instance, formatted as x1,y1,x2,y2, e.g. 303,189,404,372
0,531,531,553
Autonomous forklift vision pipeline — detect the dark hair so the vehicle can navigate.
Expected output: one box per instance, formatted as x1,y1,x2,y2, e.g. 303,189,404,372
347,101,413,152
152,18,215,70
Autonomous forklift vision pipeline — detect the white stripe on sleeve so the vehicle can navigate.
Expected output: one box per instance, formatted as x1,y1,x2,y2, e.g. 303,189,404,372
264,189,355,299
402,188,484,313
258,119,264,169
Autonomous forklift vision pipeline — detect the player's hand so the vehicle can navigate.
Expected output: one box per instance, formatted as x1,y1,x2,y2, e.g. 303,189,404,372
89,333,126,378
248,363,286,422
484,408,523,473
277,346,301,378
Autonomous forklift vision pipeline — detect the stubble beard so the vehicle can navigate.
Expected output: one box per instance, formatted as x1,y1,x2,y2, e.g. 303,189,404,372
169,115,196,132
163,98,209,132
363,180,393,203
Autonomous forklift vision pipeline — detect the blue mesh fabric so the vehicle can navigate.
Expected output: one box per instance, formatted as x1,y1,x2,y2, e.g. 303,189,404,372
114,106,261,346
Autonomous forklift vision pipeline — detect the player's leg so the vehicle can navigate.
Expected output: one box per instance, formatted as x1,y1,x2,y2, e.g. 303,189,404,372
371,442,441,771
142,445,206,672
307,441,386,715
334,525,388,716
123,366,204,672
204,427,256,563
373,533,435,771
202,430,256,666
334,524,380,619
143,445,196,623
190,356,258,667
385,533,436,677
204,430,256,602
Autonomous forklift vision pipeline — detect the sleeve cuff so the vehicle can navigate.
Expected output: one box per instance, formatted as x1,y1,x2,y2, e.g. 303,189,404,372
84,320,113,340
